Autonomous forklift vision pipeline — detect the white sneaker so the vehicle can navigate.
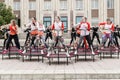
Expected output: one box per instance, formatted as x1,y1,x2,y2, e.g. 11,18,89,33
41,50,44,54
48,47,51,51
66,50,70,57
92,51,95,55
74,50,77,55
47,51,51,57
22,50,26,54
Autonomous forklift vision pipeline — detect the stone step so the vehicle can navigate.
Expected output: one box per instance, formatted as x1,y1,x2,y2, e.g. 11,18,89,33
1,73,120,80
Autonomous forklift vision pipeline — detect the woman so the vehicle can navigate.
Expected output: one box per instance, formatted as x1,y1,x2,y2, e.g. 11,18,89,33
70,24,76,45
91,25,100,45
47,16,70,57
3,20,22,54
74,17,95,55
27,17,38,47
45,25,53,42
3,26,14,48
37,21,48,48
99,18,117,49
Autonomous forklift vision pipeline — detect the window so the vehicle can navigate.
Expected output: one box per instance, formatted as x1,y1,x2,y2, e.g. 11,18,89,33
60,0,67,10
76,0,83,10
61,16,68,32
109,17,114,23
76,16,83,24
44,0,51,10
91,0,98,9
107,0,114,9
29,1,36,10
43,17,51,28
13,2,20,10
91,17,99,26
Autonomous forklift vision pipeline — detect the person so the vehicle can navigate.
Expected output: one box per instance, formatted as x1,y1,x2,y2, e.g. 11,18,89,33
2,25,14,48
3,20,22,54
74,17,95,55
99,18,117,49
107,25,119,47
45,25,53,42
26,17,39,47
70,24,76,45
23,25,31,46
47,16,70,57
91,25,100,45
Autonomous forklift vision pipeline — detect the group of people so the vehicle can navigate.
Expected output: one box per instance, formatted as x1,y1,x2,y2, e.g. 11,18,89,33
1,16,120,57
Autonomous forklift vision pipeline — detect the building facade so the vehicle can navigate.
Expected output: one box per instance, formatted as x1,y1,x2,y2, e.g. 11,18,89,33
0,0,120,31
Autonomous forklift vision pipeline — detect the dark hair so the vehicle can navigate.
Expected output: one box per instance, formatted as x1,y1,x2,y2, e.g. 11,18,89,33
56,16,61,20
32,17,36,21
106,18,111,21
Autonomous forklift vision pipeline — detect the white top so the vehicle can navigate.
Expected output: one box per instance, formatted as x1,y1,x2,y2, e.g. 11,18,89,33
37,24,45,31
26,22,39,31
54,22,62,30
104,24,112,34
54,21,63,36
74,22,90,36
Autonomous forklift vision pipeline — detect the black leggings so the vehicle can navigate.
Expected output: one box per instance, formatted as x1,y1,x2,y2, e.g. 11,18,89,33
54,36,65,47
107,33,119,47
6,34,20,50
24,32,30,45
92,32,100,44
30,36,36,47
77,35,92,49
3,39,13,47
45,33,52,41
70,33,76,45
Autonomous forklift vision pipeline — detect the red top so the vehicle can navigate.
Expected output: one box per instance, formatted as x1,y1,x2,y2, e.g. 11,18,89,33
9,25,17,35
51,22,64,31
99,22,114,31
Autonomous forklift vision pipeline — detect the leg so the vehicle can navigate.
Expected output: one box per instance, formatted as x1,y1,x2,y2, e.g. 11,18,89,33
6,35,13,50
96,33,100,44
13,35,20,49
30,36,36,47
41,35,48,48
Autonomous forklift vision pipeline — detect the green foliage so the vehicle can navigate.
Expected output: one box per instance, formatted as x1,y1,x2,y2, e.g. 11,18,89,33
0,2,15,26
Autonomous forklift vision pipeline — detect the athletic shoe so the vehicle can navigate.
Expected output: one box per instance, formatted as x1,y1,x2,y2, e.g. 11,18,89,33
96,50,100,53
18,49,23,54
41,50,44,54
115,47,118,50
22,50,27,54
101,47,104,50
74,50,77,55
92,51,95,55
47,51,51,57
2,49,8,54
66,50,70,57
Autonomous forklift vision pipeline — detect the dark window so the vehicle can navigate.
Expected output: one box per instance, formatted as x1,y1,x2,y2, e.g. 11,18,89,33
61,16,68,32
76,16,83,24
43,17,51,28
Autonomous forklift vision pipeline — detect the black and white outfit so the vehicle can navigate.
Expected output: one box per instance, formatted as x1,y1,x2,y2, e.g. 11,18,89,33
91,26,100,45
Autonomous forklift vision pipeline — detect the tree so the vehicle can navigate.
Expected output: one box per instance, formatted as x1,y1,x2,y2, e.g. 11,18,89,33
0,2,15,26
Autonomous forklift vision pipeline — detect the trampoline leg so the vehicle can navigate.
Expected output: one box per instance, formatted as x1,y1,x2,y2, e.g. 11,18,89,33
100,53,102,60
67,57,68,65
38,56,40,62
42,56,44,63
2,55,4,60
75,56,77,63
22,56,24,62
8,53,10,59
118,52,119,59
49,58,51,65
93,55,95,62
